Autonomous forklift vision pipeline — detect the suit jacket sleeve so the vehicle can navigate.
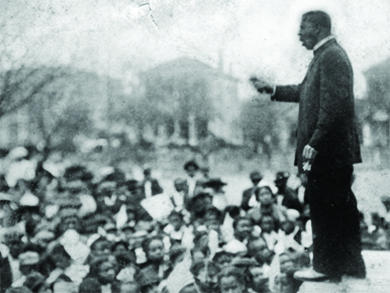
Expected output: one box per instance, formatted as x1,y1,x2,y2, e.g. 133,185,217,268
271,85,301,103
308,49,352,151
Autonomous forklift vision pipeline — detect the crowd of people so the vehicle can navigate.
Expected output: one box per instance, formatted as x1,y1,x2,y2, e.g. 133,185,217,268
0,146,389,293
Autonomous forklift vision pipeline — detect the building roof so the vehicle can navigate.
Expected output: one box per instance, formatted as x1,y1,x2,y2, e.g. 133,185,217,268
143,57,238,82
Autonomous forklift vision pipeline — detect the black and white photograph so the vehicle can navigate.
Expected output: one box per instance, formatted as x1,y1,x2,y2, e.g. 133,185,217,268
1,1,390,292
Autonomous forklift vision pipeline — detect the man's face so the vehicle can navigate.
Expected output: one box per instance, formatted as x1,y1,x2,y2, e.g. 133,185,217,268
298,20,318,50
186,166,197,178
235,219,252,241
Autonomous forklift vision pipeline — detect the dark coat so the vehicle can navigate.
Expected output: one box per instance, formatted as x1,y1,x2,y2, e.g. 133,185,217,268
272,39,362,173
241,187,255,212
140,179,163,197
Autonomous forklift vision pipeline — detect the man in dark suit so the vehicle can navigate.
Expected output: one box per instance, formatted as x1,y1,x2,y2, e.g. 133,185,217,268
241,171,263,212
140,168,163,198
252,10,365,281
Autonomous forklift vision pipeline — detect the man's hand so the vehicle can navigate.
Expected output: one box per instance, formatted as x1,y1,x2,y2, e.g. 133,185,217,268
249,76,274,94
302,145,318,171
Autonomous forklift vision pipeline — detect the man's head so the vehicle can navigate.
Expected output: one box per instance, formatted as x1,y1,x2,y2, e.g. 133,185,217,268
249,171,262,186
233,217,253,241
299,11,331,50
184,160,199,178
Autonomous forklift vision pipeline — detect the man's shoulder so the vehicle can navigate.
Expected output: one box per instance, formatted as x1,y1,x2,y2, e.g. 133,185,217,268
319,41,349,62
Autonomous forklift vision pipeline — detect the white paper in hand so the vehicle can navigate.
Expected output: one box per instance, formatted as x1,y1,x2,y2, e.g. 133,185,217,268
140,193,174,221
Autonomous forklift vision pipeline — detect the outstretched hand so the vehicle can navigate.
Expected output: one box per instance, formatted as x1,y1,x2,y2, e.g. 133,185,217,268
249,76,274,94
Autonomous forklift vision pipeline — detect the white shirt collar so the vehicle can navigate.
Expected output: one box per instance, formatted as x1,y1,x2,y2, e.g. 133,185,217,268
314,35,335,51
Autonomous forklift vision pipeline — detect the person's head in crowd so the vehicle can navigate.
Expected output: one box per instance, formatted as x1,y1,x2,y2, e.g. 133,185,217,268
249,171,263,186
19,251,40,276
120,281,139,293
281,220,296,235
224,205,241,221
204,207,221,231
111,240,129,255
49,244,72,270
23,272,47,293
248,265,268,293
279,252,296,276
135,212,154,232
191,247,209,264
200,166,210,180
247,237,273,266
142,236,165,265
255,186,274,206
89,236,112,260
79,278,102,293
193,230,209,252
212,251,233,269
5,287,32,293
3,228,24,258
274,171,290,191
173,178,187,193
190,193,212,214
51,274,77,293
168,210,184,232
126,205,137,222
104,222,118,242
57,211,82,236
115,250,136,273
259,215,275,234
87,256,117,286
233,217,253,242
190,260,219,293
169,246,186,267
143,168,152,181
122,223,135,242
218,266,247,293
184,161,199,178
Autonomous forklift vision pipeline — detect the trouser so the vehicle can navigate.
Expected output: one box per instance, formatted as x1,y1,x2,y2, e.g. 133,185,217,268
307,166,366,277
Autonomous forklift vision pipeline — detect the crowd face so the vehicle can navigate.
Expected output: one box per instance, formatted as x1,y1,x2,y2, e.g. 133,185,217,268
186,166,198,178
98,261,116,285
92,239,112,258
250,239,273,265
234,219,252,241
258,187,273,205
260,216,275,233
249,266,268,292
195,267,219,293
219,276,245,293
279,254,295,276
169,214,183,231
5,237,23,258
147,239,164,263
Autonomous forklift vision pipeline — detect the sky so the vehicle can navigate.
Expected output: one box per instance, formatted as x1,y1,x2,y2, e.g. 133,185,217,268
3,0,390,99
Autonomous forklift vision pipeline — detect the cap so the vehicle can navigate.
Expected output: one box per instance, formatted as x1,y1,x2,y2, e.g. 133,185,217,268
202,178,227,189
249,171,262,181
275,171,290,182
183,160,199,171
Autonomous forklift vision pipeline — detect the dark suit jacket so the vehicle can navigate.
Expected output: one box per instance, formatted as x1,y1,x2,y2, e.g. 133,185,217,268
241,187,255,211
140,178,163,197
272,39,362,173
